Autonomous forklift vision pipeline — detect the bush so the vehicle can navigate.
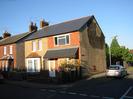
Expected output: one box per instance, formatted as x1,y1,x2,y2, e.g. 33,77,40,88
57,61,81,83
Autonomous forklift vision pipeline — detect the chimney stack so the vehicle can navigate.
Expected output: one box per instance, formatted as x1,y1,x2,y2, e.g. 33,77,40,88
40,19,49,29
3,31,11,38
29,22,38,32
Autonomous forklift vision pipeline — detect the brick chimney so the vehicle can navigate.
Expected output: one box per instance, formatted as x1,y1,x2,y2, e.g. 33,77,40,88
40,19,49,29
29,22,38,32
3,31,11,38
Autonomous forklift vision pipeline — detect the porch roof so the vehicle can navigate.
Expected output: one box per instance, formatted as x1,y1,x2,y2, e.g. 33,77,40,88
0,55,14,60
26,52,41,58
44,47,78,59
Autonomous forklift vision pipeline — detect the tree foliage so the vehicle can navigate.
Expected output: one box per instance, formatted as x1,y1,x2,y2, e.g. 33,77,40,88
108,36,133,65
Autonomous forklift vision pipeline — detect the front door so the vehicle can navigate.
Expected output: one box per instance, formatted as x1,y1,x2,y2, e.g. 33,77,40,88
8,59,14,71
48,60,56,77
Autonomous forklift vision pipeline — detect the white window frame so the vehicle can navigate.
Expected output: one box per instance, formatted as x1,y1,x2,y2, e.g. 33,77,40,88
10,45,13,54
38,39,42,51
54,34,70,46
4,46,7,55
32,41,36,52
26,58,40,72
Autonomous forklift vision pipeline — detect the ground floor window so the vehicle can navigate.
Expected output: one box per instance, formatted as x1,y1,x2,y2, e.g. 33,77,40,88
26,58,40,72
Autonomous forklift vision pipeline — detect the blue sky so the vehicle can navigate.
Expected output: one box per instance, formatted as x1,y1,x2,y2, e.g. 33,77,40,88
0,0,133,49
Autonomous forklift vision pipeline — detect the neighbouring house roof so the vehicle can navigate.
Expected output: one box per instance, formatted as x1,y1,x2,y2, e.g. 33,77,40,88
25,16,93,41
26,52,41,58
0,32,30,46
44,47,79,59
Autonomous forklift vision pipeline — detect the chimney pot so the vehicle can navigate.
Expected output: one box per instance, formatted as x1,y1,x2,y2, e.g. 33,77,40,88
29,22,38,32
33,23,38,32
3,31,11,38
40,19,49,29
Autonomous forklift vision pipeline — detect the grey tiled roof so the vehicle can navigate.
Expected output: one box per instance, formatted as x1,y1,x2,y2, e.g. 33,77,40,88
0,32,30,45
44,47,78,59
25,16,93,41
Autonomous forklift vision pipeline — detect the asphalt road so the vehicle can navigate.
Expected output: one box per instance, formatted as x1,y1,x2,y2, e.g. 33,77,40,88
1,75,133,99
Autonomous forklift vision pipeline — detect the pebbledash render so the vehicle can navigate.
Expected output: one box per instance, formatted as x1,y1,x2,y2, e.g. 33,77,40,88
24,15,106,76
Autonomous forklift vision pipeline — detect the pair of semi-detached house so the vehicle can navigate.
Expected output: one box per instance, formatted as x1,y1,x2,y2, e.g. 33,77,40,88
0,15,106,76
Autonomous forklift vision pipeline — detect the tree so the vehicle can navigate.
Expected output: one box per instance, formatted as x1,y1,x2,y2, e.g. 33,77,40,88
110,36,133,65
110,36,122,65
121,47,133,63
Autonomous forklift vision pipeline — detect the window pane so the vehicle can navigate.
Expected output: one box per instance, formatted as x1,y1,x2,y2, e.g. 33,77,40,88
58,38,65,45
66,35,69,44
4,47,6,55
38,40,42,50
28,60,33,72
34,60,37,71
10,46,12,54
54,37,57,45
32,41,36,51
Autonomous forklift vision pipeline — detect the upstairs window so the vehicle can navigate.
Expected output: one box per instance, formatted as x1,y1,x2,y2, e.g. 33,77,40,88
38,39,42,50
54,34,70,46
10,46,13,54
4,46,7,55
32,41,36,52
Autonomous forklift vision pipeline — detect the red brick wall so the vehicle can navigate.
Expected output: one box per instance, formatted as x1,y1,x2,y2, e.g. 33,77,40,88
47,31,81,65
48,31,80,49
0,44,17,69
0,46,4,59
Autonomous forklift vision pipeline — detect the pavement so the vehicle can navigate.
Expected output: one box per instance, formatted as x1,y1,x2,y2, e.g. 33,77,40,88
4,72,106,89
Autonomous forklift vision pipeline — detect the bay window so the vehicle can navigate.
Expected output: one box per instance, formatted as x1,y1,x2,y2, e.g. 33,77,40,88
27,58,40,72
